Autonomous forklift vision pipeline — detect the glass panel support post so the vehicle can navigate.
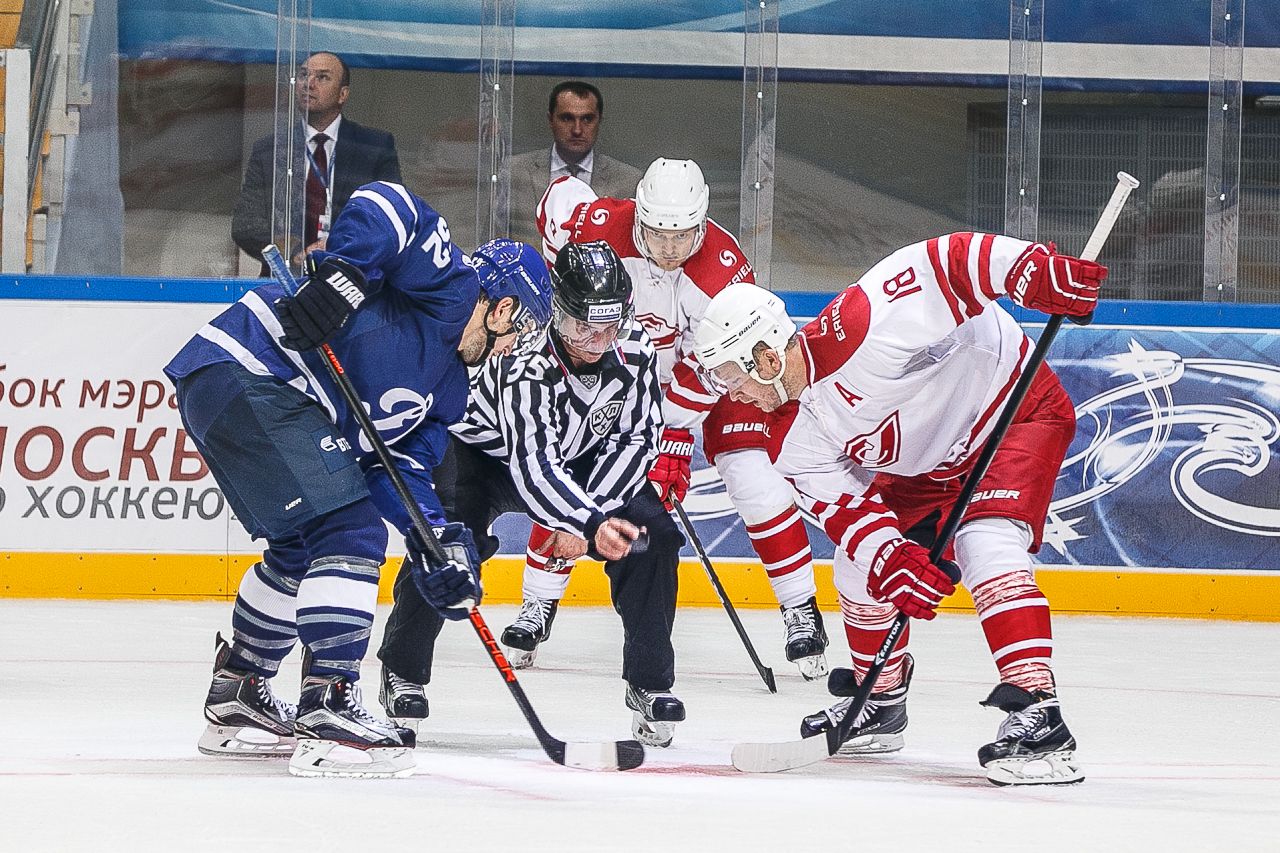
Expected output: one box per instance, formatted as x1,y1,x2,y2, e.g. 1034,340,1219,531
477,0,516,245
740,0,779,289
1005,0,1043,241
1204,0,1245,302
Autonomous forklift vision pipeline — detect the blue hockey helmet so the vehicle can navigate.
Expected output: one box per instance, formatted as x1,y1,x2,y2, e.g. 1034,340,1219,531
469,239,554,338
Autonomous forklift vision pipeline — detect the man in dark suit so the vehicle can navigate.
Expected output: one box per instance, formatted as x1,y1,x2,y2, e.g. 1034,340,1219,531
232,51,401,275
507,81,642,248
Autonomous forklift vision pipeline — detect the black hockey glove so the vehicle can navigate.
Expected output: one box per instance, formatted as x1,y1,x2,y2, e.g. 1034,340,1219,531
275,256,370,351
407,522,483,620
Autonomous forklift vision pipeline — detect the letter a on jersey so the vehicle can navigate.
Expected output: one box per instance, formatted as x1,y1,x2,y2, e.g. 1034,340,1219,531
843,412,902,468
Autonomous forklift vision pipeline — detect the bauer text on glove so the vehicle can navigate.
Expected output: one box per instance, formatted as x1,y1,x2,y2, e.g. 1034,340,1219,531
275,256,371,351
867,539,958,621
1007,243,1107,318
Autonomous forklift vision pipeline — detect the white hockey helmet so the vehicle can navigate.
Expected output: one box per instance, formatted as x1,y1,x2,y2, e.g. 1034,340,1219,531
633,158,709,263
694,283,797,401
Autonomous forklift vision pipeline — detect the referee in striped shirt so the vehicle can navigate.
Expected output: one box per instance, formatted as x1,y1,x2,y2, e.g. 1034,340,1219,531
377,241,688,747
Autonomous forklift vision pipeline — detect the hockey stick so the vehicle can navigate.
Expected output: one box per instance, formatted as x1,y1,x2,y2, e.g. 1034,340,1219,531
731,171,1140,773
263,244,645,772
671,498,777,693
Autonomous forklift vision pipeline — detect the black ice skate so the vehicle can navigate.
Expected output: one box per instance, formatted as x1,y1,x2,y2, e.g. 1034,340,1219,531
198,633,297,757
625,683,686,748
379,667,429,732
977,683,1084,786
781,596,829,680
500,596,559,669
289,674,416,778
799,654,913,755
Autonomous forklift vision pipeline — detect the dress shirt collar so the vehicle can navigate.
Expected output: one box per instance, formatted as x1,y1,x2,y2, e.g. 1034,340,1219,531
550,146,594,182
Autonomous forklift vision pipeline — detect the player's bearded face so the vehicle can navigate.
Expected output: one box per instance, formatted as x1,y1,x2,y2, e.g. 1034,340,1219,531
639,224,697,271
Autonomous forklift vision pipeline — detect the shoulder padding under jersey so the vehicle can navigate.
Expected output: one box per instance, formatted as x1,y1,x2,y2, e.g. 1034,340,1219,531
800,286,872,384
572,196,640,258
679,221,755,297
536,175,599,262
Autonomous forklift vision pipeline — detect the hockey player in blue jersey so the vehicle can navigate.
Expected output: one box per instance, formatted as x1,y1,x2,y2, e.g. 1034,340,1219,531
164,181,553,778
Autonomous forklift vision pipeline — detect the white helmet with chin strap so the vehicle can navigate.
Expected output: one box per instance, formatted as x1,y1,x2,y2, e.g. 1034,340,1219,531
693,283,797,403
633,158,709,263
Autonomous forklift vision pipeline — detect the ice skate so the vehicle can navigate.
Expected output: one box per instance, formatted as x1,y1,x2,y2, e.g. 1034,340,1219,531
978,683,1084,786
198,633,297,757
500,596,559,669
379,666,428,732
781,596,829,680
799,654,913,755
289,674,416,778
624,683,685,748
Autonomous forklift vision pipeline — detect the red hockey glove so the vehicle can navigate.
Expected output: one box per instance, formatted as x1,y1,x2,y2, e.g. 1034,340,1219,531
647,427,695,508
867,539,958,621
1008,243,1107,319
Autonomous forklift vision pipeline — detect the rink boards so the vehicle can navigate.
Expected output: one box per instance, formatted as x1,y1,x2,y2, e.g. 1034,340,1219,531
1,278,1278,618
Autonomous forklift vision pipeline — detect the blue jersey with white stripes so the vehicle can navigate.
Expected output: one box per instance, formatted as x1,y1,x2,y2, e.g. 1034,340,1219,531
165,182,478,468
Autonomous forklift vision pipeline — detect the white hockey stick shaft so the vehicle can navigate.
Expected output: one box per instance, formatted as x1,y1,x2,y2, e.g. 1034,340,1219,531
1080,171,1140,262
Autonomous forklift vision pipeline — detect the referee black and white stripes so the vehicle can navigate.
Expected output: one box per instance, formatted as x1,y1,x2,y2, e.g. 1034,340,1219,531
451,322,663,538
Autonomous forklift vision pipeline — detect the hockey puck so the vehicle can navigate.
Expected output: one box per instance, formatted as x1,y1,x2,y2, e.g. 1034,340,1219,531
629,530,649,555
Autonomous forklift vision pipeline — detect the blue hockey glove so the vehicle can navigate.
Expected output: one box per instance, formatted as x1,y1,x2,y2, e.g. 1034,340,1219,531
275,256,370,351
407,522,483,620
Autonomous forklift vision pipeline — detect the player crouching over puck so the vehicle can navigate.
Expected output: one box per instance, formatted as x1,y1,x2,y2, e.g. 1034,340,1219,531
165,182,553,777
693,233,1105,785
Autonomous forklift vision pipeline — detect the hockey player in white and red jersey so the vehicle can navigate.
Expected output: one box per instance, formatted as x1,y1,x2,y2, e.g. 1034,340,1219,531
499,158,829,678
693,233,1106,786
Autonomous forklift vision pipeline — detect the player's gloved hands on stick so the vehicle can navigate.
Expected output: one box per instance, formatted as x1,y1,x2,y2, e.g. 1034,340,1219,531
648,427,695,509
1008,242,1107,319
275,256,371,351
407,522,483,620
867,539,958,621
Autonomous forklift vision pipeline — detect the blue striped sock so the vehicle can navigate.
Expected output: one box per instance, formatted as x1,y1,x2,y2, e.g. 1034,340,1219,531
296,557,382,679
229,561,300,677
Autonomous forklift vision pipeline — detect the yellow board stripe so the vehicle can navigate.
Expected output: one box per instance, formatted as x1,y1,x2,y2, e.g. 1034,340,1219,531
1,552,1277,621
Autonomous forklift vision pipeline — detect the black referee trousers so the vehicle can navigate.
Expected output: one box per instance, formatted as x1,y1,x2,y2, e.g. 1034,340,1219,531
378,436,682,691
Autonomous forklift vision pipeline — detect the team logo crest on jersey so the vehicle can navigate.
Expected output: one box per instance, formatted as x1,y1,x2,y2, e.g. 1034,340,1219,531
635,312,678,349
590,400,624,436
579,372,599,389
843,411,901,469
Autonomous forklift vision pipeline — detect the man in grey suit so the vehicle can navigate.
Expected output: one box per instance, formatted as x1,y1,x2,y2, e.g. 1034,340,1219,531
507,81,642,248
232,52,401,276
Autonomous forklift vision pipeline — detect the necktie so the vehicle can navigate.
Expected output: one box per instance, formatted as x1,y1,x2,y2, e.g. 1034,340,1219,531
305,133,329,246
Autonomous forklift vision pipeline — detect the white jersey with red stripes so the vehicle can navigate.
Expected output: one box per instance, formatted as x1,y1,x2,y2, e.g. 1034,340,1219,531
775,232,1044,567
537,175,754,430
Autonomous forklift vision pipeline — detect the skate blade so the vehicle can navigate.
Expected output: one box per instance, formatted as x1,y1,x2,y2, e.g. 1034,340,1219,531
631,712,675,748
287,739,415,778
985,750,1085,786
837,731,905,756
794,654,829,681
504,645,538,670
388,717,421,736
198,724,295,757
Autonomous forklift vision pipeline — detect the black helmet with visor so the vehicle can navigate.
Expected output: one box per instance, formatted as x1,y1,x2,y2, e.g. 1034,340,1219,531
550,241,634,355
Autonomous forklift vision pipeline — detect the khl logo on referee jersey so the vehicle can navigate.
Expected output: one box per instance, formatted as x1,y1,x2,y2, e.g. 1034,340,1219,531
590,401,624,436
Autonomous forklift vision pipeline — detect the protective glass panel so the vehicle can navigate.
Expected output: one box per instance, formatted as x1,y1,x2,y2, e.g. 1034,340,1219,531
1033,12,1209,301
506,18,745,261
740,0,779,289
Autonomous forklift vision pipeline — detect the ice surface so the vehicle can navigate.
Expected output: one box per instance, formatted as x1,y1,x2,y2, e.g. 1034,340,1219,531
2,600,1277,852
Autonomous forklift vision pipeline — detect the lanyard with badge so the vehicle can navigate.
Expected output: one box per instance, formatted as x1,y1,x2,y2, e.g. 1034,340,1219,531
306,137,336,241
